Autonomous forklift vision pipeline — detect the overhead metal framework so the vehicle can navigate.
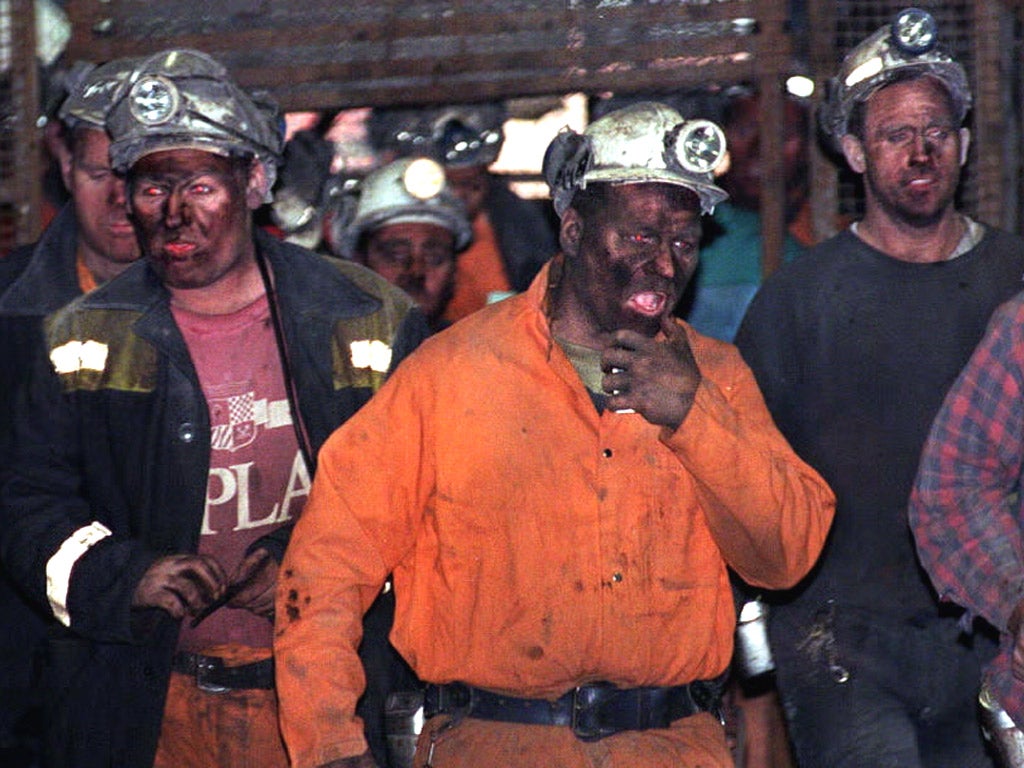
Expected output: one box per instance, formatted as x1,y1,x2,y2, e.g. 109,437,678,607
64,1,787,112
2,1,1022,265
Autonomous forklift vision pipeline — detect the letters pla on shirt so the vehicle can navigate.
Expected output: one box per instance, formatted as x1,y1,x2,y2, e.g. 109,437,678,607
172,296,306,651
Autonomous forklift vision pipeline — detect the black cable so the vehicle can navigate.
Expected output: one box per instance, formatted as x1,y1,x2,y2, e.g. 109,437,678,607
255,246,316,477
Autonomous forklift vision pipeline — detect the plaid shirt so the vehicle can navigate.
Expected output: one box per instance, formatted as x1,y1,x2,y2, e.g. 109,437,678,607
910,292,1024,726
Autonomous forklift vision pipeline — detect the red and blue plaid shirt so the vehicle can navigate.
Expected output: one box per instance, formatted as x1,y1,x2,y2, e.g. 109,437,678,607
910,292,1024,726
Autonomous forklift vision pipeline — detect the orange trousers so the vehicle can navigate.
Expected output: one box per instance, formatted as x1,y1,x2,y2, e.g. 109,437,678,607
154,646,288,768
412,711,733,768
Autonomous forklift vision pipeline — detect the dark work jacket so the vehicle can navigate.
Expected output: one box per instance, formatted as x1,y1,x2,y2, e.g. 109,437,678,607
0,204,84,762
486,176,559,292
0,228,429,768
0,204,85,451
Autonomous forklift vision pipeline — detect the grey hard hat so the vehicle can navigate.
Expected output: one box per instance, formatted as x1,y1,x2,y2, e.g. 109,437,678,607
106,48,283,182
339,157,473,259
820,7,971,149
370,103,506,168
543,101,728,218
58,57,141,131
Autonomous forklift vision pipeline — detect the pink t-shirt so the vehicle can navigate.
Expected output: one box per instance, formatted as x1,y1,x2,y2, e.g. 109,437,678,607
172,295,307,652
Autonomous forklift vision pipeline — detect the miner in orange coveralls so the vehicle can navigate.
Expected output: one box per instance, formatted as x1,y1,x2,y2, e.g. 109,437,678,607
275,101,836,768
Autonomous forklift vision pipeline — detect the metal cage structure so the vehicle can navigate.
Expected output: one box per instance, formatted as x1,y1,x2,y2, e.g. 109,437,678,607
0,0,41,254
2,1,1024,270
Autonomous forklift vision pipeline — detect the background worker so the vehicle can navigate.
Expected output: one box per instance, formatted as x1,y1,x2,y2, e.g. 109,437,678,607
274,101,834,768
682,86,811,342
0,48,428,768
0,55,140,768
0,56,141,440
368,103,558,322
736,8,1024,767
336,156,472,332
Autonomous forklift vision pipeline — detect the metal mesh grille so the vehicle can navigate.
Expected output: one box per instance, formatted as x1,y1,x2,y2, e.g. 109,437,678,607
0,0,40,256
832,1,973,66
0,1,16,254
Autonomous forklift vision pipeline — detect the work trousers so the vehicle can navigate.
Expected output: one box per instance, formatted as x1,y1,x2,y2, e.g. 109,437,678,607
771,603,998,768
411,711,732,768
153,645,288,768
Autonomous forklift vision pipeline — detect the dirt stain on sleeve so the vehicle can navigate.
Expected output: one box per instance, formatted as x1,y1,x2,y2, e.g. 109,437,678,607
285,588,302,622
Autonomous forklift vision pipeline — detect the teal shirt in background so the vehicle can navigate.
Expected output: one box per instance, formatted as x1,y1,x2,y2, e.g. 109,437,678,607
685,202,805,342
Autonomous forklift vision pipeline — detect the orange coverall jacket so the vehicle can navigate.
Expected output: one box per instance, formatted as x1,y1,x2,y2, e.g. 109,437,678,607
275,264,835,768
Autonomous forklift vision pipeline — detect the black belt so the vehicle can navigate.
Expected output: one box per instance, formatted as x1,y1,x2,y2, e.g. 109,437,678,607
171,652,275,692
424,680,717,741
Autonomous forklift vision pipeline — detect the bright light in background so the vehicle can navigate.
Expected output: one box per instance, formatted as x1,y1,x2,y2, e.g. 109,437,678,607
282,109,378,175
283,111,320,141
1,0,70,71
786,75,815,99
491,93,589,199
325,107,377,174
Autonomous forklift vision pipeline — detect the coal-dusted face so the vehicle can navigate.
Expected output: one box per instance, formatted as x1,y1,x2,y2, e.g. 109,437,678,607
363,221,457,325
844,76,966,228
64,127,140,271
128,149,262,290
560,182,702,341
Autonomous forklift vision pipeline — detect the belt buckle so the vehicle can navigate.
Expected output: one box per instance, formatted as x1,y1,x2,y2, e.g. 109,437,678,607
570,684,617,742
195,657,230,694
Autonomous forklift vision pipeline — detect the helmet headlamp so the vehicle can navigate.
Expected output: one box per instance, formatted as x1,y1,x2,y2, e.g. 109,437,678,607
370,104,507,168
334,157,472,259
107,48,284,197
544,101,728,217
128,76,180,126
402,157,447,201
891,8,938,56
437,117,503,166
820,7,970,150
671,120,727,175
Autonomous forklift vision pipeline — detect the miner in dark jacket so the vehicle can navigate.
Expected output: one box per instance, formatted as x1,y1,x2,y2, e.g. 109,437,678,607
0,48,428,768
0,56,140,768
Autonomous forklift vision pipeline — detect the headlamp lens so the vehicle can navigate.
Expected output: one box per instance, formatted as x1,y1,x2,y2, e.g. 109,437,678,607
403,157,446,200
676,120,726,174
128,76,179,126
891,7,937,55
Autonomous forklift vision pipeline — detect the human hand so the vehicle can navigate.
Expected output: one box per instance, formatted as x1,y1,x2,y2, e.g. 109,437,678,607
226,548,277,619
132,554,228,620
189,548,279,627
601,315,701,430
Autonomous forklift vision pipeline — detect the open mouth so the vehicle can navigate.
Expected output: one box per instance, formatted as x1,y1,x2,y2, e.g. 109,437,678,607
627,290,668,316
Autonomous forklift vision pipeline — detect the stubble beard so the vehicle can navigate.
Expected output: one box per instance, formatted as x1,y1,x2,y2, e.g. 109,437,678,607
866,168,959,230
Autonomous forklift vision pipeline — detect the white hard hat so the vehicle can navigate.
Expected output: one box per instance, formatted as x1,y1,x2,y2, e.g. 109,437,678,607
543,101,728,217
338,157,472,259
820,7,971,149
